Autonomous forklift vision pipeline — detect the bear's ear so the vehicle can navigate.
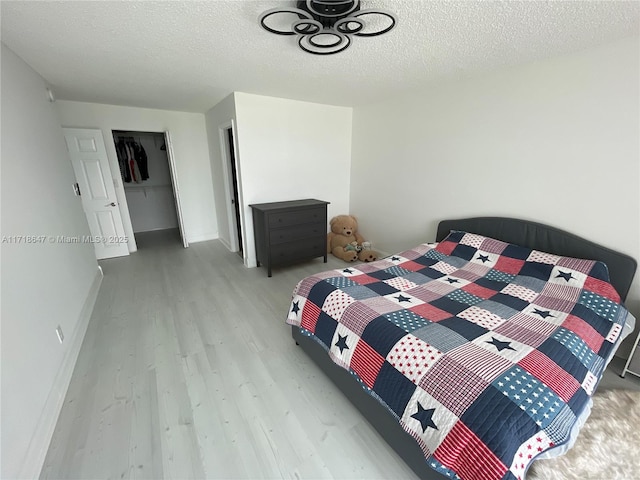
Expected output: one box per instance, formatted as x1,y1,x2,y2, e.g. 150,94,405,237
330,216,338,226
349,215,358,224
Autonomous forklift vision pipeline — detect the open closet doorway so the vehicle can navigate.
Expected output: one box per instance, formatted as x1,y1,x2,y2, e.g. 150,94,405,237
112,130,188,249
220,121,243,258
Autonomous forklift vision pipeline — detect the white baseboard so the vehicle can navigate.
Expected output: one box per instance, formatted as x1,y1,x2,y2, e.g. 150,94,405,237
23,267,103,479
188,231,219,244
219,236,233,251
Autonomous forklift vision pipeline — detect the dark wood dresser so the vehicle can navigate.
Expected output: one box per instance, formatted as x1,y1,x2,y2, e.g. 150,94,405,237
250,199,329,277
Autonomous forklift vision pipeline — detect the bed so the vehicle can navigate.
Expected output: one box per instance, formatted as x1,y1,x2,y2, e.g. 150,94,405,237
286,217,637,480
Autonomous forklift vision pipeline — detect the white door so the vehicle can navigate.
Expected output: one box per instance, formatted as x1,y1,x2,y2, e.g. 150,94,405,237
63,128,130,259
164,131,188,248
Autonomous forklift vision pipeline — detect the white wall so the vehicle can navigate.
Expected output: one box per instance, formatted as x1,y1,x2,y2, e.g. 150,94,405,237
56,101,218,246
204,93,238,251
1,44,102,479
350,37,639,353
233,93,353,268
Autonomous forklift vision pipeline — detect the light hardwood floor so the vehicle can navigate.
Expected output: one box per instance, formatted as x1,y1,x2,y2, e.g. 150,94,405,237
41,229,640,479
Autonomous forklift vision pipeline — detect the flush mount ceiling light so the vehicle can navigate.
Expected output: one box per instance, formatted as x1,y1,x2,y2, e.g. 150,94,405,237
259,0,397,55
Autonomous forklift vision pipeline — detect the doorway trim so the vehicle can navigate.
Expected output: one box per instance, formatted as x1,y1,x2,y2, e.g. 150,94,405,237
111,129,188,250
218,120,244,256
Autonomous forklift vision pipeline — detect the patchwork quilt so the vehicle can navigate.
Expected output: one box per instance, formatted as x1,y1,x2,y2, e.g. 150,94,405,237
286,231,629,480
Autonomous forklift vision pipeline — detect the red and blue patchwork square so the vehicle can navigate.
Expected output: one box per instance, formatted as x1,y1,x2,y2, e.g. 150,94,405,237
584,276,620,302
509,430,555,480
548,265,587,289
495,256,526,275
561,314,604,353
361,316,407,357
322,289,356,321
539,283,580,303
485,269,517,285
493,321,548,349
339,302,379,336
366,281,401,296
312,312,338,348
362,295,405,315
350,274,382,286
578,290,622,322
519,262,554,282
412,323,468,353
435,240,458,256
373,361,417,417
551,327,597,371
460,385,538,471
328,323,358,368
430,297,469,316
350,339,385,388
492,366,564,429
507,312,560,337
405,285,443,304
534,295,575,315
439,316,488,341
387,334,442,384
518,350,581,402
384,275,418,292
454,265,485,281
463,282,498,300
324,276,359,289
446,343,512,383
479,237,509,255
401,389,458,457
526,250,561,265
522,303,568,326
419,355,488,416
434,419,509,480
341,284,381,301
470,249,498,269
458,305,506,330
446,289,484,307
288,295,306,324
474,332,533,364
307,280,337,307
400,260,430,272
536,338,588,383
385,309,431,333
300,300,321,332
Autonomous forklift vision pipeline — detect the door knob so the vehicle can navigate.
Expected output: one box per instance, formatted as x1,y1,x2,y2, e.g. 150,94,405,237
105,202,116,207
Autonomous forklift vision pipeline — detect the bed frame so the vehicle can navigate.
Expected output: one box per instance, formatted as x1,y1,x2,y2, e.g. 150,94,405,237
292,217,637,479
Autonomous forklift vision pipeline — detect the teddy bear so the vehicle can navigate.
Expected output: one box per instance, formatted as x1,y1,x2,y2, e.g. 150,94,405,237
327,215,378,263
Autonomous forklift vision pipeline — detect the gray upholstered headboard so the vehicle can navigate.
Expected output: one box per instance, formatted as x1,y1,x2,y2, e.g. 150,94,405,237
436,217,637,302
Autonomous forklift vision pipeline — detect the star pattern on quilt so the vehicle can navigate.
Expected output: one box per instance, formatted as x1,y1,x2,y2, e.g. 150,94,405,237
335,334,349,353
486,337,516,352
555,270,575,282
411,402,438,433
395,294,412,303
286,229,629,480
291,301,300,315
533,308,554,319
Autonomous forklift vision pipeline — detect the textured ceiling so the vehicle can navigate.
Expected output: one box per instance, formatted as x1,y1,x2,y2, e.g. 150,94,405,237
2,1,639,113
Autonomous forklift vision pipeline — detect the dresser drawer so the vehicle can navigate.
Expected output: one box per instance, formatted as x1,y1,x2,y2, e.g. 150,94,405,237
271,238,325,265
268,207,326,228
270,222,325,245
